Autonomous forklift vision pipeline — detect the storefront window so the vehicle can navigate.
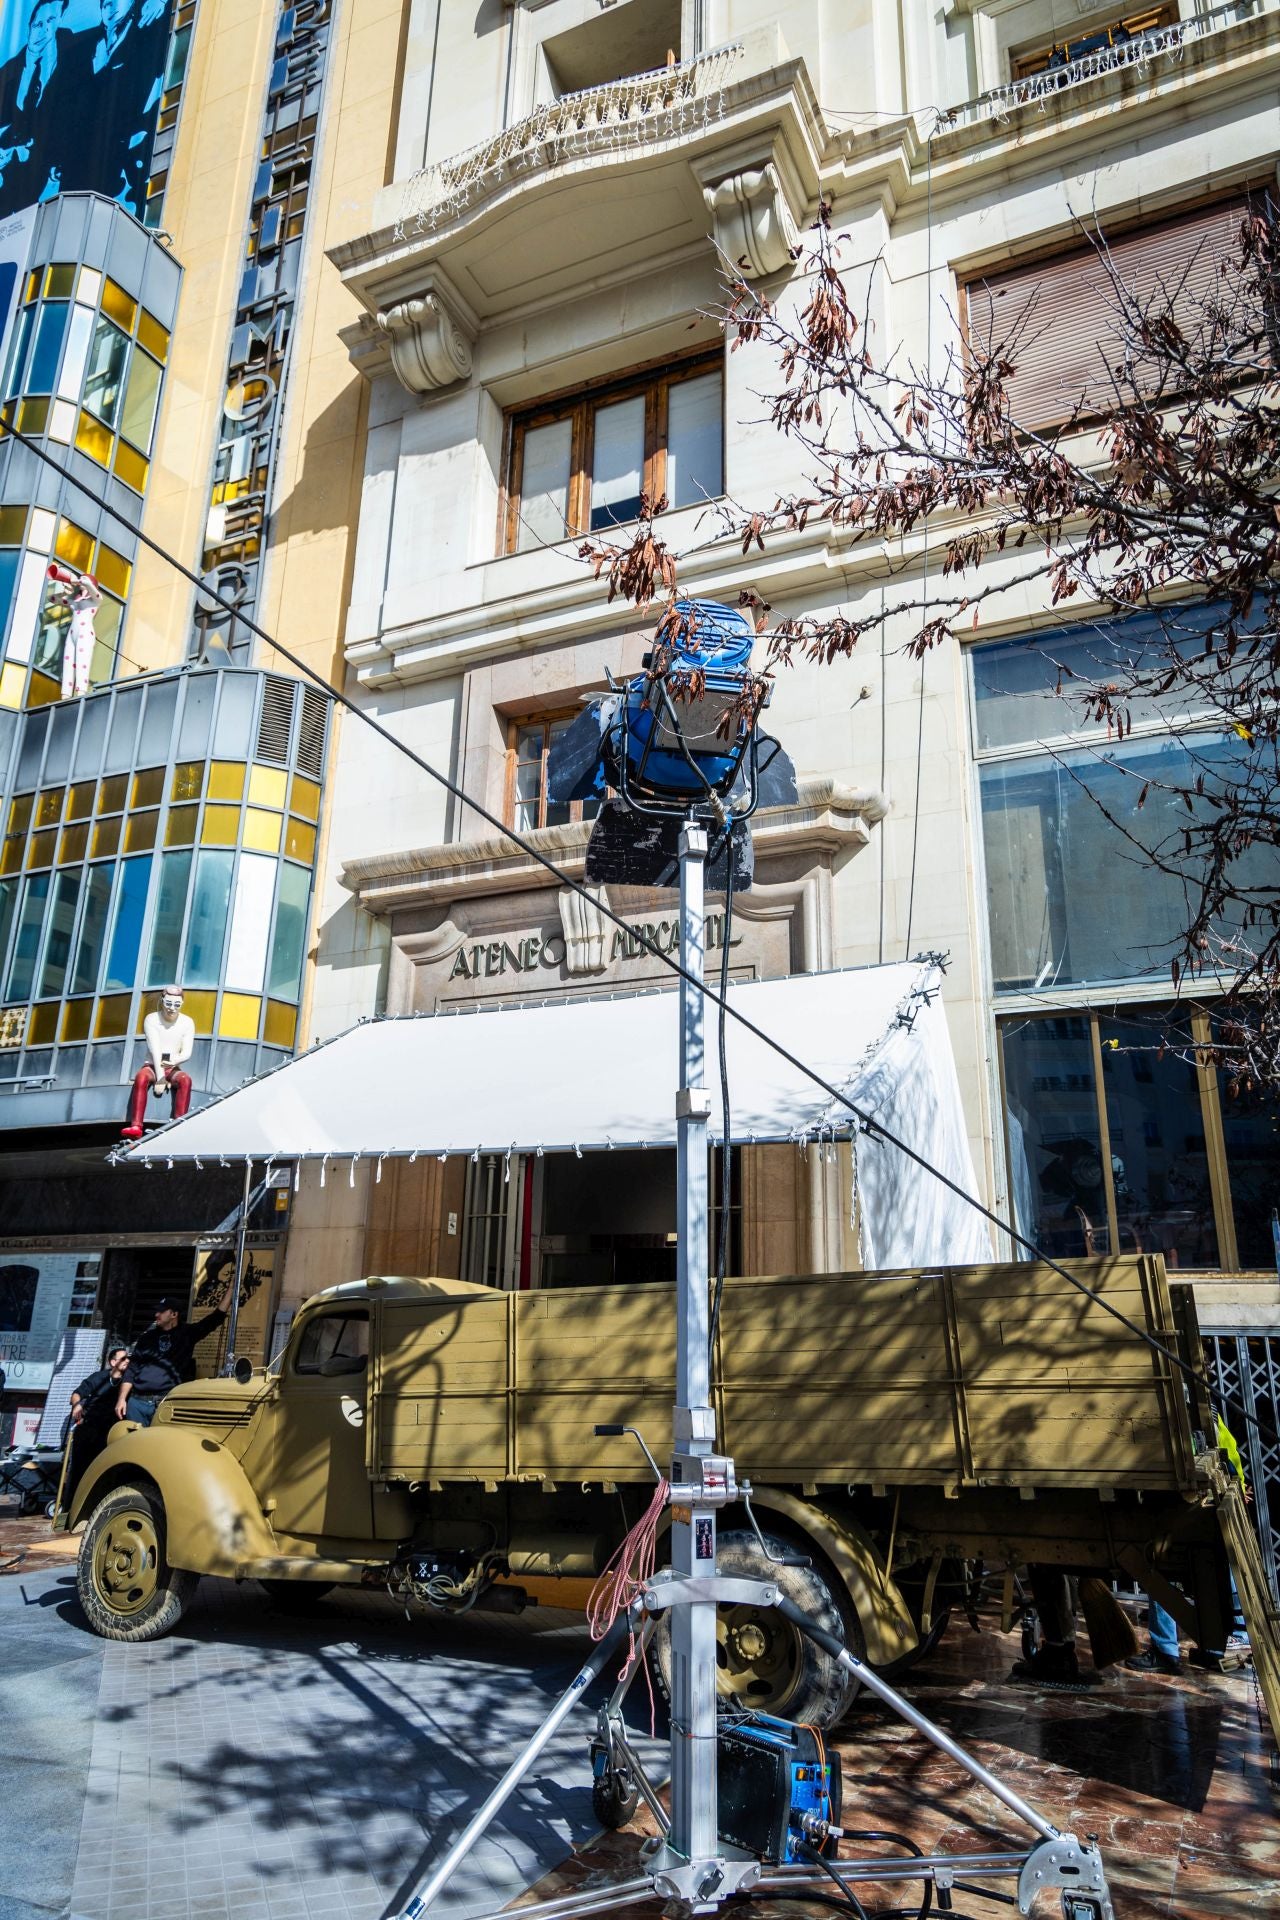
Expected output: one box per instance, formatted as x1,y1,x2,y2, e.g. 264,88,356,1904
1098,1011,1218,1269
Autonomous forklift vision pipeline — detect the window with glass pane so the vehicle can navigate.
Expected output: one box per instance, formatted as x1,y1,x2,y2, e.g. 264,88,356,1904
980,732,1258,991
72,864,113,994
37,869,81,999
26,303,68,393
508,713,601,831
516,419,572,551
183,849,233,986
1001,1014,1108,1257
102,855,152,992
667,371,722,508
1099,1011,1217,1267
119,350,161,452
6,870,50,1000
268,862,311,1000
1212,1020,1280,1268
506,354,721,553
590,395,644,531
146,849,193,986
82,317,130,427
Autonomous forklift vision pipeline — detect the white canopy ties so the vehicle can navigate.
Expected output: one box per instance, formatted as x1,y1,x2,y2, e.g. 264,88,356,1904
114,962,992,1270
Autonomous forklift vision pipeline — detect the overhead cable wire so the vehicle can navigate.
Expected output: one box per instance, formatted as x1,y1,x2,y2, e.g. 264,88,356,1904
2,411,1272,1453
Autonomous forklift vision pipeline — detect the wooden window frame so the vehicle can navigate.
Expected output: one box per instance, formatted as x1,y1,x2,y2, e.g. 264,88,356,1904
1010,5,1179,80
503,709,600,832
501,347,722,555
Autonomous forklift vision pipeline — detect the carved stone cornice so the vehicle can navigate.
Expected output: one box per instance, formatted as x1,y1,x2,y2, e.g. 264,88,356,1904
376,278,477,395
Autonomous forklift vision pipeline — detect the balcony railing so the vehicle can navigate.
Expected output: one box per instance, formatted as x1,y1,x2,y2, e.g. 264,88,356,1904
394,40,745,241
950,0,1278,130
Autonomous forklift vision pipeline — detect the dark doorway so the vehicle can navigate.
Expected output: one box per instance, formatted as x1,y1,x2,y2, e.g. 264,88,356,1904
537,1147,740,1287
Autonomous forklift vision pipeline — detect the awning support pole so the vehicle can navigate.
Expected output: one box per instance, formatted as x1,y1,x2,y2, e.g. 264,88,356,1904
222,1156,252,1375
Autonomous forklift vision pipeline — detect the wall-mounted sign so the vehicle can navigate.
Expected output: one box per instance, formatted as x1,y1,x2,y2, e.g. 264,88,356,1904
0,1,178,220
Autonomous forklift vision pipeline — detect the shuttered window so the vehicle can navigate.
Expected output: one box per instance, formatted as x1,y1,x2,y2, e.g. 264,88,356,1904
964,198,1255,431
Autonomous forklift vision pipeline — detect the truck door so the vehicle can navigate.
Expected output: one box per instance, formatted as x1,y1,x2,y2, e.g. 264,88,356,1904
268,1306,372,1540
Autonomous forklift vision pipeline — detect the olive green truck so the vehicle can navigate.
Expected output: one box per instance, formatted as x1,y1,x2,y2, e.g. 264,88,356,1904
61,1255,1280,1736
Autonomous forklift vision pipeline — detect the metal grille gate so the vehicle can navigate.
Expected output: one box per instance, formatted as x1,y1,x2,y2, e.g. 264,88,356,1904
1203,1331,1280,1604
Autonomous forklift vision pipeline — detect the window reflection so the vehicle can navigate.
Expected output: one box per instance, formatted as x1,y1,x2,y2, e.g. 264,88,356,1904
1098,1013,1218,1269
1002,1014,1108,1257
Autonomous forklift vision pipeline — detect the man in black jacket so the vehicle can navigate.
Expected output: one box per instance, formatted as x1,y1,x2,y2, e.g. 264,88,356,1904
63,1344,130,1500
115,1274,234,1425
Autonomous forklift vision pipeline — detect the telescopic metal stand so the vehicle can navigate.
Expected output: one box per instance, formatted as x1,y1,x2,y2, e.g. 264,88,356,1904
393,823,1115,1920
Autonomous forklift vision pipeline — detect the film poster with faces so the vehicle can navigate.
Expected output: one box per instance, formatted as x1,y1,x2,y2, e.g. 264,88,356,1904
188,1245,276,1379
0,0,177,222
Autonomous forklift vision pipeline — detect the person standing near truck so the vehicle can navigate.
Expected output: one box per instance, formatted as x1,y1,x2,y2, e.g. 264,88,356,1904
115,1277,234,1425
64,1346,130,1500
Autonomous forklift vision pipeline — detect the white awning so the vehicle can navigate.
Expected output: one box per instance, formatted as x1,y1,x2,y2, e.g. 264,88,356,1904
120,963,992,1269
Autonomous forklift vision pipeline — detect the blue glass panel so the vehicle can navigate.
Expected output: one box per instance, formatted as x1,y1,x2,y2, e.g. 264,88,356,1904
146,848,192,987
183,849,233,987
268,862,310,998
0,548,19,635
6,871,50,1000
26,302,68,394
103,855,153,993
37,869,81,999
4,305,34,398
72,864,114,995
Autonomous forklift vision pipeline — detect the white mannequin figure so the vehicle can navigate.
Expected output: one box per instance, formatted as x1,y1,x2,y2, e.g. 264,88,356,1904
46,563,101,698
122,988,196,1138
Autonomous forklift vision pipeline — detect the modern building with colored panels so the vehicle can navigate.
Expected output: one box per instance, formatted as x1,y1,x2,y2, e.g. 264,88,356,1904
0,0,359,1430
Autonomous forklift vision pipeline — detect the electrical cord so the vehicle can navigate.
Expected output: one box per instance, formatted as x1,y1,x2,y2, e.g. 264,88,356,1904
842,1829,931,1920
6,412,1275,1456
799,1840,871,1920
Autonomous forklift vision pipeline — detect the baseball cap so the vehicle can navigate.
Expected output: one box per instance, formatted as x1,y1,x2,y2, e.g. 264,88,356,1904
155,1297,183,1313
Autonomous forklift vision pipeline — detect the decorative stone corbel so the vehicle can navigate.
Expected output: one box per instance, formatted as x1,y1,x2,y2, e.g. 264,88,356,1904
376,285,475,394
701,161,801,281
557,884,609,977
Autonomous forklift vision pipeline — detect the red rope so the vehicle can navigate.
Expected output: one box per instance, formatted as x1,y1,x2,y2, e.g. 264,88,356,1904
587,1478,670,1732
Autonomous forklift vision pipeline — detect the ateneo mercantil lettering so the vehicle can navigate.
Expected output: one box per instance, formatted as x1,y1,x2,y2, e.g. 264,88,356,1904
447,912,742,981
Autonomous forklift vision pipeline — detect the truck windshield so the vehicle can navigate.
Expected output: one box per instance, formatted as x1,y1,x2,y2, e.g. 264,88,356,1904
293,1310,369,1377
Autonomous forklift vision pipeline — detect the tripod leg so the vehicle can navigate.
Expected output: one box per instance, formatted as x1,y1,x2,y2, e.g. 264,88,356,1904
397,1614,631,1919
775,1595,1058,1844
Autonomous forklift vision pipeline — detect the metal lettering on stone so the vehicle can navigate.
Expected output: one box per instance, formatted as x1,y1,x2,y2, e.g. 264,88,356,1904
192,0,334,657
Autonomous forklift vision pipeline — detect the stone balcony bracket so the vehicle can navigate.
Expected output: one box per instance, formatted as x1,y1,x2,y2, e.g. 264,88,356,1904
693,136,809,282
374,272,479,396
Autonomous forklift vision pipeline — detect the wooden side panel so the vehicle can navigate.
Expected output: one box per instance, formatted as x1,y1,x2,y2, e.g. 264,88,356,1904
514,1285,676,1480
371,1296,509,1480
1215,1462,1280,1754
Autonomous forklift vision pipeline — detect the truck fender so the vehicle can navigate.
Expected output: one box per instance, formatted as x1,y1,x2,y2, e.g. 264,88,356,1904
747,1488,920,1668
68,1424,279,1578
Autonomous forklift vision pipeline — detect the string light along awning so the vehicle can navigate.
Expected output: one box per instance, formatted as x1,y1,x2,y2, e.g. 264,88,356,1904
119,962,992,1270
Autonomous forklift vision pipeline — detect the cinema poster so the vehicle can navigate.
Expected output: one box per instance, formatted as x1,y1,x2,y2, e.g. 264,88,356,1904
0,0,177,221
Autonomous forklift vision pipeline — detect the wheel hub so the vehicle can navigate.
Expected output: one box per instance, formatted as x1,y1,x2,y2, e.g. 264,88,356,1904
93,1510,159,1616
717,1604,801,1705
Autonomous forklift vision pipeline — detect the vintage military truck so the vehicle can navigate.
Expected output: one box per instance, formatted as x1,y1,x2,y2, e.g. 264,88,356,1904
61,1256,1279,1732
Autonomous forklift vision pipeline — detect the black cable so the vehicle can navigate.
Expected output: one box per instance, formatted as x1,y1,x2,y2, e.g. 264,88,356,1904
843,1827,931,1920
5,412,1275,1455
708,855,735,1370
800,1841,871,1920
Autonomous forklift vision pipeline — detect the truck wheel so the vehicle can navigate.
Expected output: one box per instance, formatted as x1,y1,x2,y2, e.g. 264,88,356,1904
77,1484,197,1642
260,1579,335,1612
649,1528,864,1728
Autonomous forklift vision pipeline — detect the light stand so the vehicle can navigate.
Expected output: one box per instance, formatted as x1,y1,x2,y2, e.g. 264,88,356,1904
391,602,1116,1920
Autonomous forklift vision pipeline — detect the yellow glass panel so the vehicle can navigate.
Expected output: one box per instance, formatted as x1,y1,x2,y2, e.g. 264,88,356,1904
91,816,121,858
208,761,245,802
28,1002,58,1045
124,811,158,852
243,807,281,854
131,767,164,808
1,837,22,874
6,795,32,835
67,781,95,821
26,829,55,868
61,999,93,1043
44,264,74,299
102,279,138,332
247,765,287,808
34,789,61,827
0,504,25,544
113,441,147,494
18,397,49,434
94,546,131,598
218,993,261,1040
54,519,93,570
97,774,127,815
283,817,317,865
94,994,131,1038
75,412,112,465
25,672,60,709
77,266,102,306
164,804,197,846
137,309,168,362
180,988,216,1032
201,804,240,845
59,822,88,863
264,1000,298,1050
23,269,39,304
0,663,23,709
171,762,202,801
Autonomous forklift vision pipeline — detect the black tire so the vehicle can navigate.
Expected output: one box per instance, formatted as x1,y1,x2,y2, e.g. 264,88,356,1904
592,1770,640,1831
260,1579,335,1611
649,1527,864,1728
77,1483,197,1642
876,1608,952,1681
